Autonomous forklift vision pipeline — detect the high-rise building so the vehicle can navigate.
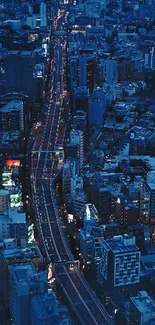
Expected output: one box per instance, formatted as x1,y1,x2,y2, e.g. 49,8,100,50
149,181,155,225
71,176,83,199
140,181,155,225
34,63,45,104
140,182,150,224
26,14,41,29
40,2,47,27
5,51,36,108
73,87,89,114
100,234,140,288
65,146,79,169
80,228,94,265
69,57,79,92
0,189,9,214
88,88,106,128
117,59,134,82
69,129,84,173
105,60,117,85
74,189,87,220
79,54,95,91
0,92,29,131
81,225,104,279
79,55,87,88
96,187,112,223
0,189,10,215
80,204,100,264
62,160,73,198
0,101,24,133
9,263,47,325
94,60,105,87
73,111,87,148
62,159,78,201
130,291,155,325
118,204,139,227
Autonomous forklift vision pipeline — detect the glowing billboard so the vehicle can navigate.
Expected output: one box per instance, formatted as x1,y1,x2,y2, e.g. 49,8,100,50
6,160,20,167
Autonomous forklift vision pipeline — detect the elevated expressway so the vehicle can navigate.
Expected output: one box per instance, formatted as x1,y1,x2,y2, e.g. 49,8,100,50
31,37,114,325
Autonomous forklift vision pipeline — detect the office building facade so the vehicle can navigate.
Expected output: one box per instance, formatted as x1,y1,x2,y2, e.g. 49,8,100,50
40,2,47,27
100,234,140,287
0,189,9,213
0,100,24,133
70,129,84,173
5,51,36,108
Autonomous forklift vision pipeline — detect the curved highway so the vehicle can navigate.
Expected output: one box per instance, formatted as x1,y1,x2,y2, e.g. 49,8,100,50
31,36,114,325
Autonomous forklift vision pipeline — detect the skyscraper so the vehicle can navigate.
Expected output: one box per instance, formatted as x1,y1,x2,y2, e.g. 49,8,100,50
69,57,78,91
5,51,36,108
40,2,47,27
79,54,95,91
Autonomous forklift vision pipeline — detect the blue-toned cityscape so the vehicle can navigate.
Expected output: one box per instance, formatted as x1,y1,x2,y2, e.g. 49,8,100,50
0,0,155,324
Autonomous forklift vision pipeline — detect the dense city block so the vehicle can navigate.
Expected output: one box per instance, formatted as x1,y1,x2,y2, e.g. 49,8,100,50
0,0,155,324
